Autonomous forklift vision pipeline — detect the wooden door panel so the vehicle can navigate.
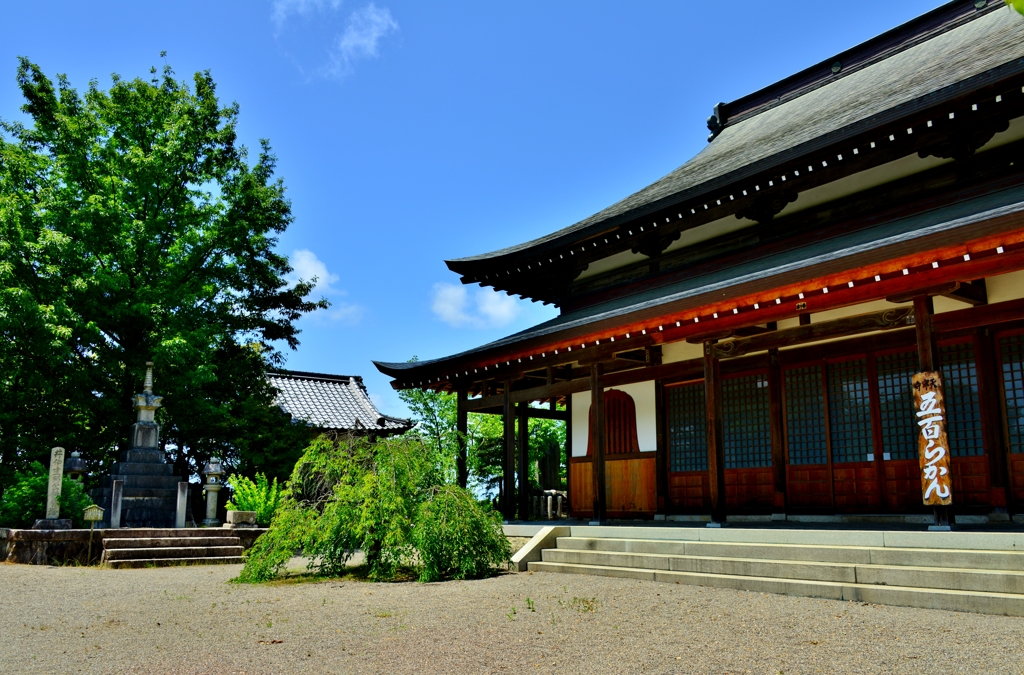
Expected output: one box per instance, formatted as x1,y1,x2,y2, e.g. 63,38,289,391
569,460,593,516
725,467,773,509
606,456,656,516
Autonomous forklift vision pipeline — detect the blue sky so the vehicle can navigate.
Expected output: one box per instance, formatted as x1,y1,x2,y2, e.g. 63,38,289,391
1,0,944,417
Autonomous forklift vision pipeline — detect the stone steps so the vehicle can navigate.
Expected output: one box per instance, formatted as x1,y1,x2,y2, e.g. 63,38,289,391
101,530,245,568
526,530,1024,616
103,556,244,569
528,561,1024,616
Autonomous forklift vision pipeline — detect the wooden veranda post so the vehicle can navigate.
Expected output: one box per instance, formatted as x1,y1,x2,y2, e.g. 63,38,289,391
768,349,787,515
503,379,516,521
591,363,607,524
913,295,953,529
704,341,727,526
456,390,468,489
517,402,530,520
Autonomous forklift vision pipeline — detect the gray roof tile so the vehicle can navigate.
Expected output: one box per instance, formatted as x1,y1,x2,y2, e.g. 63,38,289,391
268,370,413,433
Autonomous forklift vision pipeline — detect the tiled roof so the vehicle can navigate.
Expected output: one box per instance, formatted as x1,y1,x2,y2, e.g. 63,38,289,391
448,5,1024,267
268,370,414,433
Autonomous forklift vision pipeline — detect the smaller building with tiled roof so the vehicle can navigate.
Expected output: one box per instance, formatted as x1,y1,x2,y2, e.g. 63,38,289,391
268,370,414,437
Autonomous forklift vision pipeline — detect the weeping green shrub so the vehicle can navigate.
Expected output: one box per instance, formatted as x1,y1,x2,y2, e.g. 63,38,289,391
0,461,95,528
414,485,511,582
237,433,510,583
225,473,282,526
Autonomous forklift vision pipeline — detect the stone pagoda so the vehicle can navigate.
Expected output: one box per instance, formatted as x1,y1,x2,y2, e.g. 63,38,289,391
92,363,181,528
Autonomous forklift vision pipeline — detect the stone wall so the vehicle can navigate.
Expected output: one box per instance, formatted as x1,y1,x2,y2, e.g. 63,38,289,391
0,527,267,566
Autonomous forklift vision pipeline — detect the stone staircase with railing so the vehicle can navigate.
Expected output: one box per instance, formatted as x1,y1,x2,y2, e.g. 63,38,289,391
99,528,247,568
526,526,1024,616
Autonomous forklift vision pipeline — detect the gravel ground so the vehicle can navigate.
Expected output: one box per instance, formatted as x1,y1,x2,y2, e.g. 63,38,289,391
3,560,1024,675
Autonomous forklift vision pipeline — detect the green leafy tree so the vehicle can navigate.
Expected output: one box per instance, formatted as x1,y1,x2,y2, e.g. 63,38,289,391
0,461,94,528
0,58,325,493
225,472,283,526
238,434,509,583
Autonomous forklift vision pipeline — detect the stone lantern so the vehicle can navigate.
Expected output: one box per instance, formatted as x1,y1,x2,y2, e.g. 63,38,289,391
201,457,224,527
64,450,87,482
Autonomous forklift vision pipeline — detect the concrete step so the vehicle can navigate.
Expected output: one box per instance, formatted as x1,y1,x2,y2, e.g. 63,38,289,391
103,537,241,549
101,546,243,562
542,548,1024,594
527,561,1024,616
557,537,1024,571
103,556,243,569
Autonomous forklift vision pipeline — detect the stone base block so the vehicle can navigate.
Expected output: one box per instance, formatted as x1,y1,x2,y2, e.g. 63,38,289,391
226,510,257,526
31,519,72,530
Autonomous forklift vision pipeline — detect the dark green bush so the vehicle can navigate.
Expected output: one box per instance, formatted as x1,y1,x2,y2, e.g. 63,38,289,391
414,485,511,582
0,461,95,528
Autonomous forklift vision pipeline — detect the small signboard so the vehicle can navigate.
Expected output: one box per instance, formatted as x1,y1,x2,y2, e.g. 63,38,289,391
83,505,104,522
913,371,953,506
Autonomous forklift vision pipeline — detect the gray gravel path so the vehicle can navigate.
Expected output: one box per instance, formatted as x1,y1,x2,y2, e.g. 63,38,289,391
3,560,1024,674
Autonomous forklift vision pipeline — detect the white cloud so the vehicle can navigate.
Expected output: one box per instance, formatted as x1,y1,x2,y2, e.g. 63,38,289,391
286,249,365,323
431,283,522,329
324,4,399,78
271,0,342,28
287,249,341,295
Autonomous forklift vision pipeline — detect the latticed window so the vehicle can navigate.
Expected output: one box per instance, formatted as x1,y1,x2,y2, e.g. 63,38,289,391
876,350,918,461
940,341,984,457
827,358,874,463
722,373,772,469
667,382,707,472
784,365,827,465
586,389,640,456
1002,334,1024,455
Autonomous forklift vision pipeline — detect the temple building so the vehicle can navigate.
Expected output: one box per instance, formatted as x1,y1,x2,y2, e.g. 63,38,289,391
375,1,1024,526
269,370,413,439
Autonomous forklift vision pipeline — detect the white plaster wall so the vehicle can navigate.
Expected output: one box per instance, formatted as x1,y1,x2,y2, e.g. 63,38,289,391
987,269,1024,304
662,340,704,364
571,391,590,458
570,380,657,457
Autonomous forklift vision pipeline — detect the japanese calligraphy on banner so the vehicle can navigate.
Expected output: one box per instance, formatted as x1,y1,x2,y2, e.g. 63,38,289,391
913,371,953,506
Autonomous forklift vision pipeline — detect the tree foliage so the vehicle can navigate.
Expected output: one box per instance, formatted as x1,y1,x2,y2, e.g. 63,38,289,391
237,434,509,583
225,472,282,526
0,58,324,493
0,461,95,528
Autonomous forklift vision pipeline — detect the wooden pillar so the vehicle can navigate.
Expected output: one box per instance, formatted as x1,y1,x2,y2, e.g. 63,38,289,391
914,296,953,528
976,327,1010,518
704,341,727,526
456,390,468,489
565,393,573,515
591,363,607,524
517,402,530,521
502,379,515,521
655,380,668,514
768,349,786,516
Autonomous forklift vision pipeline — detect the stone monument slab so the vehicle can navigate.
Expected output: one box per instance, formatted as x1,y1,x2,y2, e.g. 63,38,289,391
45,447,65,519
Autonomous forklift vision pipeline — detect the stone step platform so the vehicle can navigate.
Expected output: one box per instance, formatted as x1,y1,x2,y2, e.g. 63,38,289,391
105,536,241,549
529,561,1024,617
101,528,247,568
94,487,178,500
118,449,167,463
103,556,244,569
103,545,243,561
100,474,180,490
108,461,176,476
523,526,1024,617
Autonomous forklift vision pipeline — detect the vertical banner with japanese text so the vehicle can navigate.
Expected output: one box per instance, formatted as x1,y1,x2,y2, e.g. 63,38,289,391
913,371,953,506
